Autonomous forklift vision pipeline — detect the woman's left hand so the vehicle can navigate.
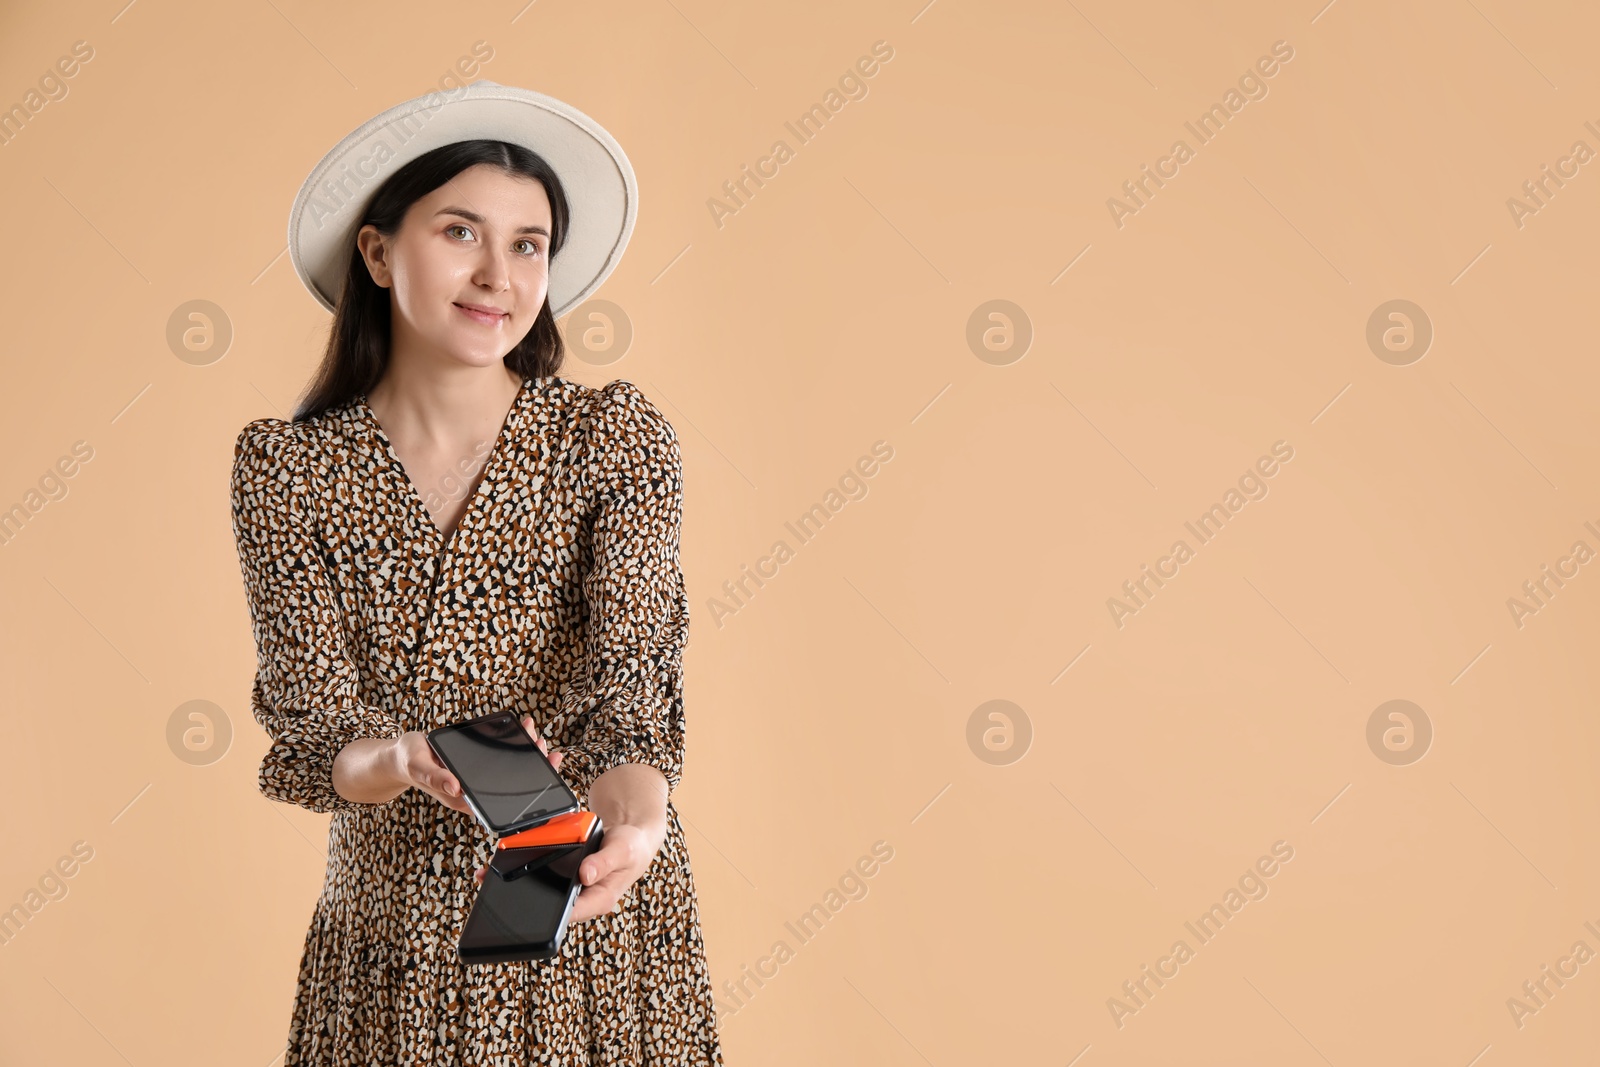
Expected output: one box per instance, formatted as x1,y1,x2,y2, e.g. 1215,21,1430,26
565,822,662,922
470,822,664,922
471,717,666,920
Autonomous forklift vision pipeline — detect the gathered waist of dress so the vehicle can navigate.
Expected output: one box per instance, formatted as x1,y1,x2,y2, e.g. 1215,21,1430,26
359,678,543,734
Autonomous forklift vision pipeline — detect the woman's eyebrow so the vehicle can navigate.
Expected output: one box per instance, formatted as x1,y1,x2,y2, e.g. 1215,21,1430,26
435,206,549,238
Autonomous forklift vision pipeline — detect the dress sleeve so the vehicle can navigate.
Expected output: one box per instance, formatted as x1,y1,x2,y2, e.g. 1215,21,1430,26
549,380,691,804
230,418,404,815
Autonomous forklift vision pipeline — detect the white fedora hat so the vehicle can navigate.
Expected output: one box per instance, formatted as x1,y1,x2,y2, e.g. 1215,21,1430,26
287,79,638,318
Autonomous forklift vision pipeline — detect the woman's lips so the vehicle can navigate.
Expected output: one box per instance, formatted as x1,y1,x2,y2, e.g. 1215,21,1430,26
455,303,508,326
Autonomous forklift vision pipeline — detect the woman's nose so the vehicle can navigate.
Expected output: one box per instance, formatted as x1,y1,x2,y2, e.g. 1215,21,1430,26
474,245,511,291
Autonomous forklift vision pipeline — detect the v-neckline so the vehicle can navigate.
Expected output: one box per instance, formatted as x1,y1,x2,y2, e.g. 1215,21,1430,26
354,376,532,551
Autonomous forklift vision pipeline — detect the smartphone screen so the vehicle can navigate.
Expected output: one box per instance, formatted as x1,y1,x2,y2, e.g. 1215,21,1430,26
459,842,589,964
427,711,578,835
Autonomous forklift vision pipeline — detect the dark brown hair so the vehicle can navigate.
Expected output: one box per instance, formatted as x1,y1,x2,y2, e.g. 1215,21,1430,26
292,139,571,423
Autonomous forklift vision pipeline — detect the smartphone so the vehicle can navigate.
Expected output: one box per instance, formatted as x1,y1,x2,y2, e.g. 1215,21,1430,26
496,811,600,852
459,831,604,965
427,710,579,837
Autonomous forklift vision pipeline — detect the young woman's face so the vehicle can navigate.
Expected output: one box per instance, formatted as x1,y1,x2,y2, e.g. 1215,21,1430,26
363,163,553,369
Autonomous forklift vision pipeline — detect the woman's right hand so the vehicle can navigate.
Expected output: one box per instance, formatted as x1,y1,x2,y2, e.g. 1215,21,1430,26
392,714,563,815
391,731,473,814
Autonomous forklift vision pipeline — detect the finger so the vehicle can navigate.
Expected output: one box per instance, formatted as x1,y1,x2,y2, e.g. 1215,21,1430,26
521,713,544,746
574,868,635,922
436,794,470,815
409,744,460,799
569,881,623,924
426,779,470,813
550,751,563,770
474,865,487,884
580,840,630,887
411,761,463,807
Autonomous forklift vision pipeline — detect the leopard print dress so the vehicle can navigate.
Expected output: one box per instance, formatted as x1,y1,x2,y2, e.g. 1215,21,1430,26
229,375,724,1065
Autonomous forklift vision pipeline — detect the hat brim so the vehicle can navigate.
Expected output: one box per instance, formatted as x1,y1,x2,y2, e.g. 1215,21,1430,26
287,81,637,319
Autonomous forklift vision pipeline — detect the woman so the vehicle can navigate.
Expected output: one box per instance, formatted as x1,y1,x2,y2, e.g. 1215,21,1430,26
230,83,723,1064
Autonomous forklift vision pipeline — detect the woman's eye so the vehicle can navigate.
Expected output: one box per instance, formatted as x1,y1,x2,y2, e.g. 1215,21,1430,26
446,225,540,257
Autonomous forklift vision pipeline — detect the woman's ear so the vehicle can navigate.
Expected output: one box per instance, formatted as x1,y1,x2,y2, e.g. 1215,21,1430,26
356,224,393,289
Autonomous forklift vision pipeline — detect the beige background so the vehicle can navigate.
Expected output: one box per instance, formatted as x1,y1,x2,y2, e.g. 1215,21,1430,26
2,0,1597,1063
